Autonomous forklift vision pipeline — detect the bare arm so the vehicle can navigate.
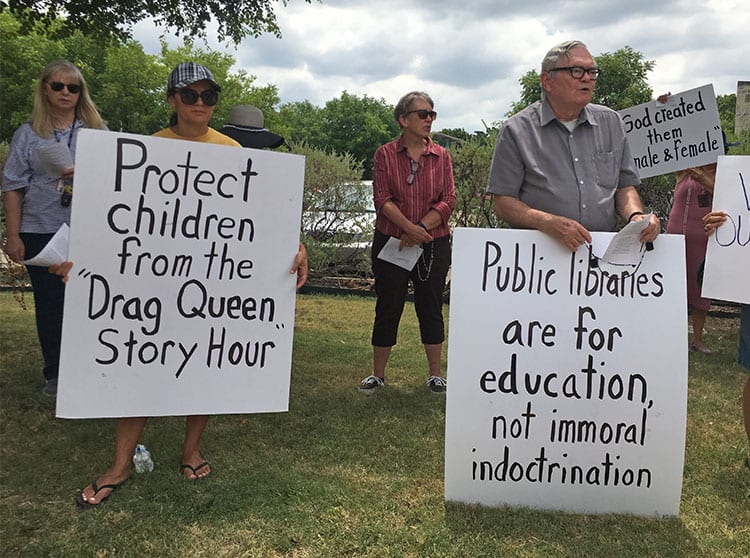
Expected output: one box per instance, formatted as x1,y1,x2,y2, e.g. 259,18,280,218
379,200,433,249
2,190,25,262
493,194,592,251
614,186,660,243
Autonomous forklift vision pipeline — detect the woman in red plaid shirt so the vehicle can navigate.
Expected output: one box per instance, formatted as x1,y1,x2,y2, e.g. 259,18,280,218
359,91,456,395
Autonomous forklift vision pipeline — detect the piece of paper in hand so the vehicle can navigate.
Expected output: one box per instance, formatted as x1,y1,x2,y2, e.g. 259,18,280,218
599,214,652,267
377,236,423,271
23,223,69,266
36,143,74,177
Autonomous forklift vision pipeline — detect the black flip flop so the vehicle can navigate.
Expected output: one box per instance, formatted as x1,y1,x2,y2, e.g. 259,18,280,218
75,480,123,509
180,461,210,479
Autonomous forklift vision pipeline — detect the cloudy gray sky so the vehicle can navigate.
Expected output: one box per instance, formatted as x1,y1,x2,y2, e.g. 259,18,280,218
134,0,748,132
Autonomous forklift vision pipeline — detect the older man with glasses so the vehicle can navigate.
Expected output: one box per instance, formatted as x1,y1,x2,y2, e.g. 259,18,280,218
487,40,660,251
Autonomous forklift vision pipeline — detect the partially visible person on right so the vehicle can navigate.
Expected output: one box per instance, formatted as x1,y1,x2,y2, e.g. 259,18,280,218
666,163,717,354
702,209,750,468
659,89,732,355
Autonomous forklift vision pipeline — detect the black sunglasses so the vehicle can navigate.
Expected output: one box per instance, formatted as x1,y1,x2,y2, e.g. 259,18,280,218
49,81,81,94
406,159,419,185
406,109,437,120
178,87,219,106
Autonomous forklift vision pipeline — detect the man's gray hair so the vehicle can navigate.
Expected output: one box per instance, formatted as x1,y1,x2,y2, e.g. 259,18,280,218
394,91,434,126
540,40,588,100
541,40,588,72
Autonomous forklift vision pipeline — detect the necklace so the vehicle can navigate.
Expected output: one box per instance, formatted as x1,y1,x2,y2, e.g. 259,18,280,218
416,240,434,281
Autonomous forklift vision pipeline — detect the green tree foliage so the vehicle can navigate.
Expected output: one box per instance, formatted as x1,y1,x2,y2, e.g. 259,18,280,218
0,11,106,140
1,10,280,139
717,93,737,139
96,44,165,133
593,46,654,111
278,92,399,179
319,92,400,179
1,0,313,43
448,132,500,229
276,100,325,146
507,70,541,117
715,94,749,155
435,128,473,142
508,46,655,116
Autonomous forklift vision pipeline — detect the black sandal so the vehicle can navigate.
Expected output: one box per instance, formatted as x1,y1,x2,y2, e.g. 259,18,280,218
75,480,123,509
180,461,210,479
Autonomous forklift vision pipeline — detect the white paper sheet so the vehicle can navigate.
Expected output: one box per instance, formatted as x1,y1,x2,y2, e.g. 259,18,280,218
598,214,652,267
376,236,423,270
36,143,74,177
22,223,69,266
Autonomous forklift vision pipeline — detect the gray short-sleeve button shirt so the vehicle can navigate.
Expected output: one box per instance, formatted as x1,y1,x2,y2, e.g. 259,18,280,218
487,100,640,232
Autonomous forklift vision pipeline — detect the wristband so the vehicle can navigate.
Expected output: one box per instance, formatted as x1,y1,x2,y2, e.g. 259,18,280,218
417,221,428,231
627,211,645,223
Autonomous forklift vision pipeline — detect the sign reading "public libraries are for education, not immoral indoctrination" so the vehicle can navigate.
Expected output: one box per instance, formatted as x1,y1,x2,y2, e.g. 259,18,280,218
445,229,688,517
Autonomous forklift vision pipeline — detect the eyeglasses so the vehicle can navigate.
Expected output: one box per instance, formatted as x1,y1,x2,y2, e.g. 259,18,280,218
587,241,651,274
49,81,81,94
178,87,219,106
405,109,437,120
549,66,601,79
406,159,419,185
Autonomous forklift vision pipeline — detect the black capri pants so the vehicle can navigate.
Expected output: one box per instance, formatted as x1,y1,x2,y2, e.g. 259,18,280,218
371,230,451,347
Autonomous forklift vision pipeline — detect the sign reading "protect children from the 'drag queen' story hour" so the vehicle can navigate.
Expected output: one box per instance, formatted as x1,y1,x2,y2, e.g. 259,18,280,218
57,129,305,419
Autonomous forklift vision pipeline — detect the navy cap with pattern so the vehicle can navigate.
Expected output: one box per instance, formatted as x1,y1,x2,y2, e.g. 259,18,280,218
167,62,221,93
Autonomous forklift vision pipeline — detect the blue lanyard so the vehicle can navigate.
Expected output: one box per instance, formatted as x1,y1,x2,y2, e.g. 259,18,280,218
53,118,78,150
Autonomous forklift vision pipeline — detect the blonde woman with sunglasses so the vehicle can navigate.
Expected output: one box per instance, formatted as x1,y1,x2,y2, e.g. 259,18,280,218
2,60,105,397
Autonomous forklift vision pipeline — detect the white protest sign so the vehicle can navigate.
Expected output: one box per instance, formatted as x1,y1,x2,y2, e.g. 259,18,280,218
445,228,687,517
619,84,722,178
57,129,305,418
702,155,750,304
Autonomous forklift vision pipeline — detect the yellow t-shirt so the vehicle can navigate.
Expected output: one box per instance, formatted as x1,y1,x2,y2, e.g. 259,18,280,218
153,127,241,146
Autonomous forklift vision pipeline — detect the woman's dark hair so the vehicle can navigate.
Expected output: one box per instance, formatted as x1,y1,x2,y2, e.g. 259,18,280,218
393,91,434,127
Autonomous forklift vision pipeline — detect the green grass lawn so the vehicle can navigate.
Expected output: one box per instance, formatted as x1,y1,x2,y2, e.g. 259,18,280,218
1,292,748,557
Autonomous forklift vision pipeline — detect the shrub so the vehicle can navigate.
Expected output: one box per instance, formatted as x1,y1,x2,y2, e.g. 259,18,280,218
287,141,371,276
448,132,501,229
